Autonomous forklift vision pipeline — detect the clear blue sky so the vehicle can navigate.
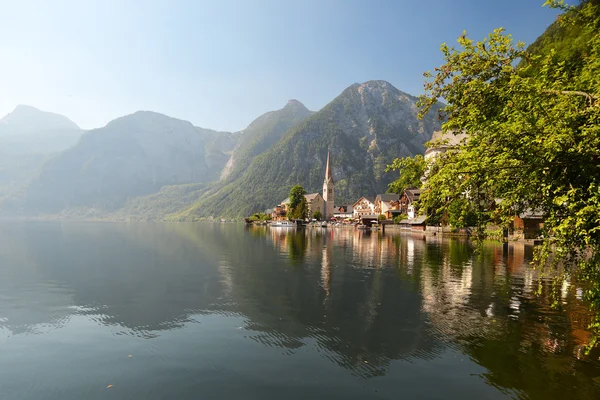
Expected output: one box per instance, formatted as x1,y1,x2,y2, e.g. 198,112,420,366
0,0,560,131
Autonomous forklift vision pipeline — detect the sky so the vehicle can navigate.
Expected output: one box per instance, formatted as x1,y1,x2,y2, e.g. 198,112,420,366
0,0,561,131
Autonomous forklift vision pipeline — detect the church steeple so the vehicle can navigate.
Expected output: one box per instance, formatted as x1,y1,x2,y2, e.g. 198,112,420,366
323,150,335,218
325,151,333,183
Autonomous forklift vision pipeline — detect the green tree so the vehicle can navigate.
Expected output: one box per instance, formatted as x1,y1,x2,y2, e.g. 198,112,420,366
248,212,272,222
418,0,600,343
393,214,408,224
288,185,307,220
313,210,323,221
447,198,479,228
385,155,426,194
294,196,308,220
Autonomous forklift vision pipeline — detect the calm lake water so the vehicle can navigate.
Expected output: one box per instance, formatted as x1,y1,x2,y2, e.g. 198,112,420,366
1,222,600,399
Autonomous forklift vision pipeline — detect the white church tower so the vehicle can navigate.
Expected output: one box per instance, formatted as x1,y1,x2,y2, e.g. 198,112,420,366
323,151,335,218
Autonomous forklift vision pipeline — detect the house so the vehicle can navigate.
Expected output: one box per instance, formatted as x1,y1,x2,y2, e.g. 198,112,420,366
333,205,353,219
352,197,376,219
281,193,325,220
424,130,469,162
374,194,400,218
513,210,544,239
399,188,421,218
398,215,427,231
423,130,469,183
271,205,287,221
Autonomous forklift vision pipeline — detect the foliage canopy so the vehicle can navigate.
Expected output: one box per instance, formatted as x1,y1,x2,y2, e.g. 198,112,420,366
288,185,308,220
385,155,426,194
313,210,323,221
417,0,600,343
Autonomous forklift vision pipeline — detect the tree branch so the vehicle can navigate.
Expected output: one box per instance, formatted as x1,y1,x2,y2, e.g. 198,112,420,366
544,89,598,105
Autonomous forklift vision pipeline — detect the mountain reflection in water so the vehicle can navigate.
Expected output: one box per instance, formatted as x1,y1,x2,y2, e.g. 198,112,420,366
0,222,599,400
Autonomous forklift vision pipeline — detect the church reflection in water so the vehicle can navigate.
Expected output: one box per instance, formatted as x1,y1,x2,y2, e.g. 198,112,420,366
0,222,599,395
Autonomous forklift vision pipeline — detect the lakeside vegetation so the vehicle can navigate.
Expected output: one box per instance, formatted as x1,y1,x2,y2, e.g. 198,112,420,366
387,0,600,345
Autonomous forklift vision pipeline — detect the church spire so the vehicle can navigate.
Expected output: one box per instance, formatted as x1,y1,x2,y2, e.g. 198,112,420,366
323,150,335,218
325,151,333,182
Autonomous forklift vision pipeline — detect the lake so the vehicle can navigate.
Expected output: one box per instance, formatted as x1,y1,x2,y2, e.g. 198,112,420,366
1,222,599,399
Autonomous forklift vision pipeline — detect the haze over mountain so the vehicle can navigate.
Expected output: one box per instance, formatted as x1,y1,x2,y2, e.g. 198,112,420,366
1,80,442,220
17,111,236,214
0,105,82,155
0,105,84,200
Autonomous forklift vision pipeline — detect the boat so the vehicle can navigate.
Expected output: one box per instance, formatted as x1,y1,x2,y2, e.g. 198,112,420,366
269,221,296,228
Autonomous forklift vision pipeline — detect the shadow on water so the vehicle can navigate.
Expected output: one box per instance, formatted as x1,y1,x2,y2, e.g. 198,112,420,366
0,222,599,398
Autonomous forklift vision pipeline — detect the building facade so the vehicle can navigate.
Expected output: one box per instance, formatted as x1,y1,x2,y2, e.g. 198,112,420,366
305,193,325,218
399,188,421,217
374,194,400,217
279,193,325,220
352,197,376,218
333,205,353,219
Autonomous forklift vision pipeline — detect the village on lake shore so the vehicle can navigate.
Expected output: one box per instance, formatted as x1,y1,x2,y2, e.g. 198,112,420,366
246,130,544,239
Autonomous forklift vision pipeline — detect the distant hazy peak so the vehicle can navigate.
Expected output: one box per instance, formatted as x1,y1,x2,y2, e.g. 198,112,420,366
104,110,196,130
11,104,42,113
285,99,307,108
0,104,80,131
280,99,311,116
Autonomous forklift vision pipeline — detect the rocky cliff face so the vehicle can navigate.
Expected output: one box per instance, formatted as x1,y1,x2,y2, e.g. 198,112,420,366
175,80,442,220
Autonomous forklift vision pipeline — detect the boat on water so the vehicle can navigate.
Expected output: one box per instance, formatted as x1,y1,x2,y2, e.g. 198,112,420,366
269,221,296,228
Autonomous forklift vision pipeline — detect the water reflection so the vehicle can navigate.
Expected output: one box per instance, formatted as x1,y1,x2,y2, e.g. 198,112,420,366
0,223,599,399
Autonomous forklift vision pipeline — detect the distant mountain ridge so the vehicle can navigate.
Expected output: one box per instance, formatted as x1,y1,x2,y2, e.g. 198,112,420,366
17,111,234,213
1,104,80,132
0,105,84,200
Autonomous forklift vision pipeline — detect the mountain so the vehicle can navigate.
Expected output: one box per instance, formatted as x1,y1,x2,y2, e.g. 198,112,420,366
105,101,311,221
17,111,234,214
173,80,442,220
521,0,600,76
196,127,239,181
0,105,82,155
221,99,312,181
2,81,440,220
0,105,84,199
1,104,79,132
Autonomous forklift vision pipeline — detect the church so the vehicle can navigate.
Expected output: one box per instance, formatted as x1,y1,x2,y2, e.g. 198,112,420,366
272,151,335,220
